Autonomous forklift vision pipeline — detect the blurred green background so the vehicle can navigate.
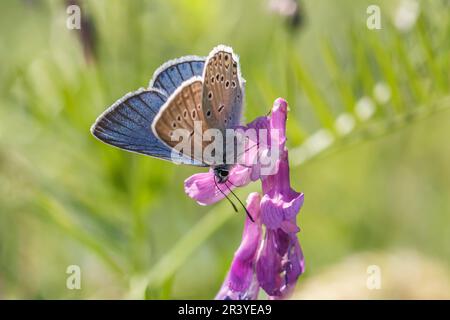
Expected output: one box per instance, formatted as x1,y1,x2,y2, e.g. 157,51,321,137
0,0,449,299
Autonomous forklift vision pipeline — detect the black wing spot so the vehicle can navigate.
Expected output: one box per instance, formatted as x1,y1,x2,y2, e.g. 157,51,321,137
218,104,225,113
225,80,230,88
220,75,224,82
231,81,236,88
183,110,188,118
208,91,213,100
206,109,211,117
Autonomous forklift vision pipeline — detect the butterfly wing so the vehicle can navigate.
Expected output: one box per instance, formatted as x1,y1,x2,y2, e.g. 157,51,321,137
91,88,205,166
152,76,213,165
149,56,205,96
201,45,245,132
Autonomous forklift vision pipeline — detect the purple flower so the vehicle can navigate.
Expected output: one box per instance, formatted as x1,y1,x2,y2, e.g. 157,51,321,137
185,98,305,299
215,192,262,300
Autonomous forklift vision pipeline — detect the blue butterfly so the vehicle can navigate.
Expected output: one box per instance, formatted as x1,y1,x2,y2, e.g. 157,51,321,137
91,45,245,183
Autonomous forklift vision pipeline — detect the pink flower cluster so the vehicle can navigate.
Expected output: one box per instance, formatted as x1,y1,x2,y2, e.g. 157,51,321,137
185,98,304,300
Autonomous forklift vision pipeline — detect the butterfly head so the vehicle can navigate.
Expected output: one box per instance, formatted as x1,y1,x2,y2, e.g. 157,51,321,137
213,165,231,184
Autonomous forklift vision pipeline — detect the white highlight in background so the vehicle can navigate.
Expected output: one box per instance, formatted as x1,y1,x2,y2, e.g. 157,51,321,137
394,0,420,32
335,113,356,136
373,82,391,104
356,96,376,121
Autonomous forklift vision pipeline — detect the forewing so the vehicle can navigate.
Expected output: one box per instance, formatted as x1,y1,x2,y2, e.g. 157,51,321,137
152,77,216,165
149,56,205,96
90,88,204,166
201,45,245,132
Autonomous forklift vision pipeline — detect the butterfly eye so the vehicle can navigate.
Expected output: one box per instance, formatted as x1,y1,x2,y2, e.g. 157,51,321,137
219,170,228,178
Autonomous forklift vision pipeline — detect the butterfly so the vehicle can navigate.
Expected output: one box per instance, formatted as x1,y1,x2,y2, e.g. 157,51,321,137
91,45,245,185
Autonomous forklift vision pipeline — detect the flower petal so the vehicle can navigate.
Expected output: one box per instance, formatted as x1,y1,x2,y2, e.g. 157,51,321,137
216,193,262,300
256,230,283,296
260,194,284,230
184,170,229,205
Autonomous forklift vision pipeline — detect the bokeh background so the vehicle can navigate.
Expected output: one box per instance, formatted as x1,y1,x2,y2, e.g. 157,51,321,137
0,0,449,299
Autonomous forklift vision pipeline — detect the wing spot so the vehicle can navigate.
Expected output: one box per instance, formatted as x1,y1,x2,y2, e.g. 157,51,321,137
172,122,177,128
211,76,215,84
218,104,225,113
197,104,201,110
183,110,188,118
206,109,211,117
177,115,182,122
231,81,236,88
208,91,213,100
191,109,197,119
220,75,224,82
216,73,220,81
225,80,230,88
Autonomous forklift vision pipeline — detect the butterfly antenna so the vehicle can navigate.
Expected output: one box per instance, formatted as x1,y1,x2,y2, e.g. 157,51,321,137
224,182,255,223
214,176,238,212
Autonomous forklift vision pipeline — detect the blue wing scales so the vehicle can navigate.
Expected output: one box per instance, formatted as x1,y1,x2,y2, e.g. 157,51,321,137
149,56,205,96
91,88,206,166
